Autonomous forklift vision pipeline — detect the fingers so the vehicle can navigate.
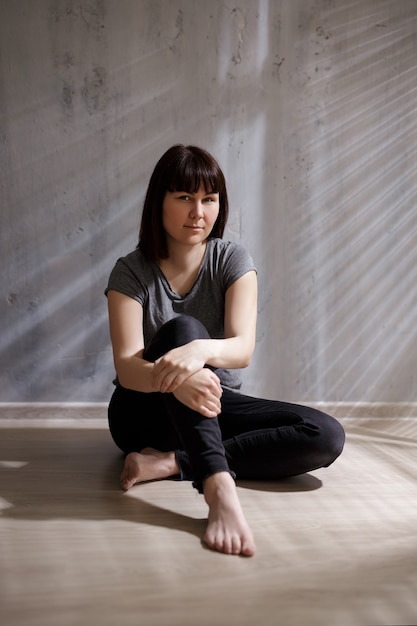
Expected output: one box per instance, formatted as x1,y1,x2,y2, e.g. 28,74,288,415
152,353,199,393
152,361,191,393
152,343,207,393
199,404,221,418
172,369,223,417
198,375,222,417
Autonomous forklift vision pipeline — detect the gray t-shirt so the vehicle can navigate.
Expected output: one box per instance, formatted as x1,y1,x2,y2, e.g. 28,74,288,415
105,238,256,389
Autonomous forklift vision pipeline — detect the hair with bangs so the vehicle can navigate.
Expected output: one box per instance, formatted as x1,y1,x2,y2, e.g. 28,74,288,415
138,144,229,261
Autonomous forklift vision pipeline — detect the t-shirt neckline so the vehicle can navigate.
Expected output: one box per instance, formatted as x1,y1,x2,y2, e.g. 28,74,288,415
154,240,212,300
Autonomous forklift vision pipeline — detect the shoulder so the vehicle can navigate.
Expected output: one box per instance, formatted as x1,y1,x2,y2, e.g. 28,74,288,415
207,237,249,258
115,248,146,268
109,248,153,278
205,238,256,291
207,238,256,269
106,248,154,303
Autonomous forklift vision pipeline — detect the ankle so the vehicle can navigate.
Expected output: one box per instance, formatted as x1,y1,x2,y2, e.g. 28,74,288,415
203,471,235,503
166,452,180,477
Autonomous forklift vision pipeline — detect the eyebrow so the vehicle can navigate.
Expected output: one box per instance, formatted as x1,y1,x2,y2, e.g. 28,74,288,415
175,189,219,195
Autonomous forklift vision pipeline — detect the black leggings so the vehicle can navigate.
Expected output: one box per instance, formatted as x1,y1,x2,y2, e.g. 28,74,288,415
108,315,345,492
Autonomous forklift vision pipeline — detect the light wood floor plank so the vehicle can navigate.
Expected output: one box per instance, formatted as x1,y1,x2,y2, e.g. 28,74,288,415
1,418,417,625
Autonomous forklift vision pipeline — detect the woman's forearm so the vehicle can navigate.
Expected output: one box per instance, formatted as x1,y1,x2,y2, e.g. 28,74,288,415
199,336,255,370
114,334,254,395
114,353,156,393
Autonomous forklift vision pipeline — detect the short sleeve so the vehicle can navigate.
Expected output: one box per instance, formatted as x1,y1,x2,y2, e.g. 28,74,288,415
105,256,147,306
220,243,257,292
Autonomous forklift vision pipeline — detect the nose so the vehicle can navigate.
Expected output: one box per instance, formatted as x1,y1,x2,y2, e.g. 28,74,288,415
190,200,204,219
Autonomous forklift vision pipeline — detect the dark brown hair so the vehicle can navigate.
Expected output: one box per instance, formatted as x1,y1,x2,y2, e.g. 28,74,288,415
138,144,229,261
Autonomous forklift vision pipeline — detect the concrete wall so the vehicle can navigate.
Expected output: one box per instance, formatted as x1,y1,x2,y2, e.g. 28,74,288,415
1,0,416,403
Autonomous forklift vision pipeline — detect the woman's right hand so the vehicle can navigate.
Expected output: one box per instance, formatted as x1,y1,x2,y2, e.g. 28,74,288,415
173,368,222,418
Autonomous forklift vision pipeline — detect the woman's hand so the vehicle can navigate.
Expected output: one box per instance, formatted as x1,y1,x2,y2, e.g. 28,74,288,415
151,340,207,393
172,368,222,418
151,340,222,417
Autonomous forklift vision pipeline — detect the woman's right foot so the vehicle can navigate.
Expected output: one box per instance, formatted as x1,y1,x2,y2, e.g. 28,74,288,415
120,448,178,491
121,456,255,557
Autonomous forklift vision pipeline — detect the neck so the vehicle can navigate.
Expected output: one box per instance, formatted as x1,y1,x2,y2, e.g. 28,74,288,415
163,240,207,270
158,241,208,297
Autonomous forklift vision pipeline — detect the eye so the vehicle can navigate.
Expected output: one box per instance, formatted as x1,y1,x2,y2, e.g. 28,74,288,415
178,195,191,201
203,195,218,204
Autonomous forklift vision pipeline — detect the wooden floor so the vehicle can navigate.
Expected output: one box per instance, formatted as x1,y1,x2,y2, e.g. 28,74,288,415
0,413,416,626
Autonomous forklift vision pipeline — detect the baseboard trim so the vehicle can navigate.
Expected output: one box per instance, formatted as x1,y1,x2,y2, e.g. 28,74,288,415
0,401,416,424
0,403,108,427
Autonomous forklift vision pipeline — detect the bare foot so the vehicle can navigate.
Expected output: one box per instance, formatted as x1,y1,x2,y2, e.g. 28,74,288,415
120,448,179,491
203,472,256,557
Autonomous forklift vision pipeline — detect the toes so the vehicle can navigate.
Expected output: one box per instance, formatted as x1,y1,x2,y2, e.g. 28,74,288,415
241,540,256,557
120,476,133,491
230,534,242,555
204,530,252,556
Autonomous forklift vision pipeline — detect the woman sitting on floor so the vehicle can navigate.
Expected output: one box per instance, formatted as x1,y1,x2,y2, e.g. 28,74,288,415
105,144,345,557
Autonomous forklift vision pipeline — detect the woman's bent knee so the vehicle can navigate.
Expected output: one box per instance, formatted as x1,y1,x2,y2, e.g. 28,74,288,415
144,315,210,361
319,413,345,467
300,407,345,469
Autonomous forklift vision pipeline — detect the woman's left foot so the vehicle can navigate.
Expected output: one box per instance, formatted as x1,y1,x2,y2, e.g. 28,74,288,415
203,471,256,556
120,448,178,491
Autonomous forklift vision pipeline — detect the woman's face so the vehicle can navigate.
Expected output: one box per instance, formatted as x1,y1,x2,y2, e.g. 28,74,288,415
162,186,220,250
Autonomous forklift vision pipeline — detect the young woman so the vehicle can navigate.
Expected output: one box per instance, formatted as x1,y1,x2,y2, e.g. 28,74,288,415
105,144,345,557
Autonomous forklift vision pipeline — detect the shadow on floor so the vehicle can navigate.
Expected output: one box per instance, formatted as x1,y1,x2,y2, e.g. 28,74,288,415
0,427,321,541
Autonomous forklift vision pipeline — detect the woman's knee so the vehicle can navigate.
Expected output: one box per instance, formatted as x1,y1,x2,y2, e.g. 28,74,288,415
312,411,345,467
144,315,210,361
327,415,345,464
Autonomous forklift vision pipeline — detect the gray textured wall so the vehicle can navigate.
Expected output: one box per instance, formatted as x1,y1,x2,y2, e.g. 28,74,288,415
1,0,416,403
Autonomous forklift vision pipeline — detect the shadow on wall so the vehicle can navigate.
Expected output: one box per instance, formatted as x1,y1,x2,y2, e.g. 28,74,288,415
1,0,417,404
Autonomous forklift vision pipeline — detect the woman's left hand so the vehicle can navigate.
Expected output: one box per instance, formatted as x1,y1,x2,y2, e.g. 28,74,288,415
151,340,207,393
173,368,222,417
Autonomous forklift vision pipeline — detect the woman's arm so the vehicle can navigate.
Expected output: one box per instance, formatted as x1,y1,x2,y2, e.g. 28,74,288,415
210,268,258,368
107,289,222,417
107,290,155,393
152,270,258,392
